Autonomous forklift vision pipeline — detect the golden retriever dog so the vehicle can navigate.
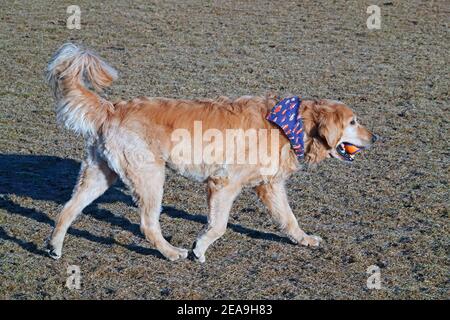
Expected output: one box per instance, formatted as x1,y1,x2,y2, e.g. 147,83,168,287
45,43,377,262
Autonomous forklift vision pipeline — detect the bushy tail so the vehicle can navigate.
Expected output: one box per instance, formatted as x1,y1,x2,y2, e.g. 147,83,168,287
46,43,118,137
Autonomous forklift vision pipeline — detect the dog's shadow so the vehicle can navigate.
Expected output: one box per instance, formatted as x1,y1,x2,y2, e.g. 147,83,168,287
0,154,290,259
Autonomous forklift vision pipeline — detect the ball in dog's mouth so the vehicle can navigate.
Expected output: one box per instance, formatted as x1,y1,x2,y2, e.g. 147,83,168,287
336,142,362,161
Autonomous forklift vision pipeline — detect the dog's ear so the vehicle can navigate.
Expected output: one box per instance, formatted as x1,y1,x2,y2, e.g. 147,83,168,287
318,109,342,148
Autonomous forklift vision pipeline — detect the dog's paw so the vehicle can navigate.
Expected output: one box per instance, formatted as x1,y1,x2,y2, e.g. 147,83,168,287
299,234,322,247
45,241,62,260
192,248,206,263
164,247,188,262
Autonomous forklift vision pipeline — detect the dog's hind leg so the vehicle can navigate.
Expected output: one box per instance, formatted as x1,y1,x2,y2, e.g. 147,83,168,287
47,157,117,259
192,177,242,263
124,163,188,261
255,181,322,247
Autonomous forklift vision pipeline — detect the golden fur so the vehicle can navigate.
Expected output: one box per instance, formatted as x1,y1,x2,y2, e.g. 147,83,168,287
45,43,376,262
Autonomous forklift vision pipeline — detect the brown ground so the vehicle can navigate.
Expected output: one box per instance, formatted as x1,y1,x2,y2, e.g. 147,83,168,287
0,0,448,299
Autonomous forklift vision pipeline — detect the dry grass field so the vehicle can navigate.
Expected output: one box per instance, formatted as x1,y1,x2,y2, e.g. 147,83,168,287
0,0,448,299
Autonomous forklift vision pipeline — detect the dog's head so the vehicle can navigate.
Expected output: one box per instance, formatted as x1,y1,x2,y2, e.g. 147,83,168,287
302,99,377,163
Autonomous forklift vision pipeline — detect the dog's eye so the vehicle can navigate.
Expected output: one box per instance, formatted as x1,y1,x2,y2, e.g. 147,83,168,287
350,120,356,125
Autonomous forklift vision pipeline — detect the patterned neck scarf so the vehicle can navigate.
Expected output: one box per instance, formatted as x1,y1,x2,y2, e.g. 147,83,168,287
266,96,305,160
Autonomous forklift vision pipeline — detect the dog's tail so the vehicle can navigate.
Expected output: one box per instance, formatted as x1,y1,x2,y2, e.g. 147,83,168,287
46,43,118,137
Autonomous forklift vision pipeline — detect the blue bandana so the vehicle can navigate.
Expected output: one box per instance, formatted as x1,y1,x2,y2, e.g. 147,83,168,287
266,96,305,159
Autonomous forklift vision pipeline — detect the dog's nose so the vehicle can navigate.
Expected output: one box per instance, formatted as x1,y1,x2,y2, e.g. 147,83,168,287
372,134,378,143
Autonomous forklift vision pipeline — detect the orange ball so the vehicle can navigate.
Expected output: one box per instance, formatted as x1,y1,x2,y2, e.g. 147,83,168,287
344,143,360,155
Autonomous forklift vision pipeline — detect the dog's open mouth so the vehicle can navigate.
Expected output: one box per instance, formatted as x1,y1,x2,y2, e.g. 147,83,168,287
336,142,362,162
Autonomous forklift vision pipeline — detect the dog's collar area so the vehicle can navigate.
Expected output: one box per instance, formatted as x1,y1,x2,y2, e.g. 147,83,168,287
266,96,305,160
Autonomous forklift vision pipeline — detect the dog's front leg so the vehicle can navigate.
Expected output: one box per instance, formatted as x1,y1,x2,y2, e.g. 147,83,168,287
255,181,322,247
192,177,241,263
